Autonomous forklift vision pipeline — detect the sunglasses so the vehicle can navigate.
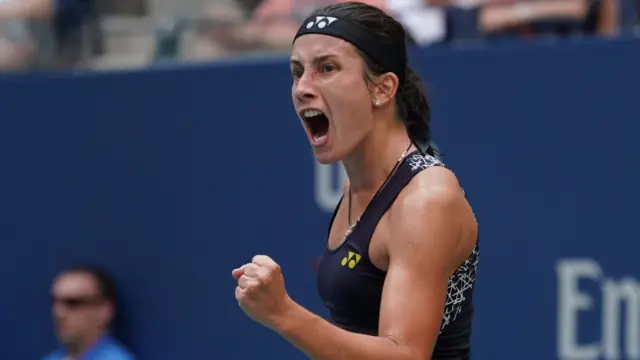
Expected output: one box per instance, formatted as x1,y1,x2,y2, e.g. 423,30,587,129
52,295,103,309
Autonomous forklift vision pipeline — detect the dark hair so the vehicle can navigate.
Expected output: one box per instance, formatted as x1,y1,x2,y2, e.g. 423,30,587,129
61,264,118,307
309,2,436,156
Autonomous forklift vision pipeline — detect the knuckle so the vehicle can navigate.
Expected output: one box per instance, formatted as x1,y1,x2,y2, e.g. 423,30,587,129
257,273,270,283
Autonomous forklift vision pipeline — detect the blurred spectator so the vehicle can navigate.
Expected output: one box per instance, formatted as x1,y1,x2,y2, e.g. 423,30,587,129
88,0,639,65
437,0,624,44
188,0,255,60
0,0,36,70
189,0,630,61
42,265,135,360
477,0,619,37
387,0,447,46
0,0,94,71
245,0,386,49
190,0,388,58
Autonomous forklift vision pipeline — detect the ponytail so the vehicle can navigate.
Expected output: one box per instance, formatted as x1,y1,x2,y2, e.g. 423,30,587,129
355,50,436,156
397,66,436,156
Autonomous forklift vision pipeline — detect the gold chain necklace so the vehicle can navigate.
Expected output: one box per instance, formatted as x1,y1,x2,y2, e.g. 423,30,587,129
344,141,413,240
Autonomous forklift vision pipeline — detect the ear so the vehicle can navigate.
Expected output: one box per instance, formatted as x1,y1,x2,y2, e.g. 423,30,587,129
371,72,399,108
99,301,115,326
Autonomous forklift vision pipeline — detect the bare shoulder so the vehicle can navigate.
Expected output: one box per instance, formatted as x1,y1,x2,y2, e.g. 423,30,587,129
392,165,468,223
406,165,463,203
387,165,477,269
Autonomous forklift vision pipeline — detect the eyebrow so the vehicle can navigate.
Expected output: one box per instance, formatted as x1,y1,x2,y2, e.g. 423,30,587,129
290,54,339,66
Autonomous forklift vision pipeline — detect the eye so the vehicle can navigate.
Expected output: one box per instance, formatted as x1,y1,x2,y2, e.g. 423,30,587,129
321,64,336,73
291,67,303,79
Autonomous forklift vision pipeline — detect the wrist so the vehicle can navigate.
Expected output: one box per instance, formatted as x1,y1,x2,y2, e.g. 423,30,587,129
272,295,303,334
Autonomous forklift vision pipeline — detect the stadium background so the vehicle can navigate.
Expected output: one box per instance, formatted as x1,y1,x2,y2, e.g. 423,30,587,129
0,1,639,359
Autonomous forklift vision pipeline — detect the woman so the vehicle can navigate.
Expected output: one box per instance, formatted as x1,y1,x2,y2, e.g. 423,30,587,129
232,2,479,359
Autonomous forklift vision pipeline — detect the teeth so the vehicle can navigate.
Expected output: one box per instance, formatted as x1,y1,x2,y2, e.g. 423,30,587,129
313,134,327,143
303,109,323,118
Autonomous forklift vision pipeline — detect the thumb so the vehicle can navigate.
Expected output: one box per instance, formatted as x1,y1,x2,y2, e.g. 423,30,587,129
231,266,245,280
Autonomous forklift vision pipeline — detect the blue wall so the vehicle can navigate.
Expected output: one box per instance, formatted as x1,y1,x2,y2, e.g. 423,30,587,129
1,37,639,360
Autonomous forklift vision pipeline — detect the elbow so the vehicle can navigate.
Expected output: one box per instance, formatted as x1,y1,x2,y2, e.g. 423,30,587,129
384,341,430,360
399,345,433,360
396,352,430,360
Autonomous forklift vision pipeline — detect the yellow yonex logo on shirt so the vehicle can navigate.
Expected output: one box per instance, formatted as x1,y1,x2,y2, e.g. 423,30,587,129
341,251,362,269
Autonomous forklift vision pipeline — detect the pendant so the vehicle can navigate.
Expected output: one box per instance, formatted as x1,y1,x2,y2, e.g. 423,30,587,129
343,222,357,240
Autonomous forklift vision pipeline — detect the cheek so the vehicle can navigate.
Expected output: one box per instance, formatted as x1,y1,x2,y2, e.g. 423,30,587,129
325,78,371,121
70,312,91,324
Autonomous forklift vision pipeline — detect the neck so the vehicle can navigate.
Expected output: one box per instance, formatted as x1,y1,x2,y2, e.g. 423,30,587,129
342,123,412,192
66,332,105,358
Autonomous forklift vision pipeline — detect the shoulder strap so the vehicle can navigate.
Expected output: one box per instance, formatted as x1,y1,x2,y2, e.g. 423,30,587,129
327,196,343,239
348,153,444,250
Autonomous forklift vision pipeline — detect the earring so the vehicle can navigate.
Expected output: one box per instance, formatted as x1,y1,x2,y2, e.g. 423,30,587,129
375,99,381,106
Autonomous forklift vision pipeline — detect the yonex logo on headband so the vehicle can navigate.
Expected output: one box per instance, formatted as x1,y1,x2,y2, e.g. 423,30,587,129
306,16,338,29
294,14,408,84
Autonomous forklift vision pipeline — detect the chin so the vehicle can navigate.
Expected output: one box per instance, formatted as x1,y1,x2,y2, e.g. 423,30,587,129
58,332,80,346
313,151,342,165
313,139,349,162
315,157,336,165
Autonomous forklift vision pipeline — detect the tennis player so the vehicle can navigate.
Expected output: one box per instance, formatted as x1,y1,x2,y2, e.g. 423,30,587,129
233,2,479,359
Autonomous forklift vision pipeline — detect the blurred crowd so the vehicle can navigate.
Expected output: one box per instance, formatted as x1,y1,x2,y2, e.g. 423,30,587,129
0,0,637,72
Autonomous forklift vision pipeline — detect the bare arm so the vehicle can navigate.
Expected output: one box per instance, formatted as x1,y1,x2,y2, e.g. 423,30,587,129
0,0,53,20
595,0,620,36
480,0,589,33
273,167,478,360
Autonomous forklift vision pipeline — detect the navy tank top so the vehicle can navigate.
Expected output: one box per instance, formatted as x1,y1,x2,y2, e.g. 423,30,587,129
316,150,479,359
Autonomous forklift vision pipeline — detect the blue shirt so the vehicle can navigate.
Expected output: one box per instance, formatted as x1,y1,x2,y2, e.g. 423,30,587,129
42,336,136,360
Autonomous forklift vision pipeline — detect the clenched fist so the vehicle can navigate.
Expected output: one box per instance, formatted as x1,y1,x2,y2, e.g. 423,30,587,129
232,255,293,330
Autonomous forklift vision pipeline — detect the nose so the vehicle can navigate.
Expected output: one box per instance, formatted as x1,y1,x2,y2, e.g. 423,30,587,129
294,72,317,103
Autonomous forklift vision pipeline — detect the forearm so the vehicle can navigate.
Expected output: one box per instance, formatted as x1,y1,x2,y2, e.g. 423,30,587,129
275,301,415,360
0,0,53,20
480,0,588,32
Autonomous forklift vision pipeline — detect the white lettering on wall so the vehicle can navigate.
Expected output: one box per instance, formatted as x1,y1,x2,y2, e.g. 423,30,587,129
557,259,602,359
556,259,640,360
314,162,347,213
602,278,640,359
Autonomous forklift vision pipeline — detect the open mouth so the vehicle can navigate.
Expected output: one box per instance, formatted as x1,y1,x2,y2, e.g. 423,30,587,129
301,109,330,145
